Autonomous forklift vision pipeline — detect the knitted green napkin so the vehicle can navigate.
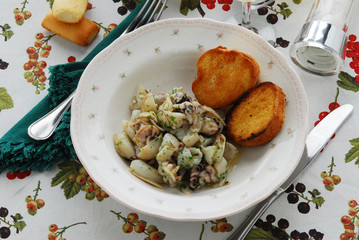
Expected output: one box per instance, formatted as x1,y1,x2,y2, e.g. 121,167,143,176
0,2,145,173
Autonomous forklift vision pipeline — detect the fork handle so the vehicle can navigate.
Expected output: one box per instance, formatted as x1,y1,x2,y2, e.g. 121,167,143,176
228,188,284,240
28,91,75,140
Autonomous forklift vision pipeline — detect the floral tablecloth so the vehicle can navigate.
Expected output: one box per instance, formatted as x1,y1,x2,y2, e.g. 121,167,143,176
1,0,359,239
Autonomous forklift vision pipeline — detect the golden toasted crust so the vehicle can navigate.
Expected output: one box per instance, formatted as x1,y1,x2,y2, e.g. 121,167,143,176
41,12,99,46
226,82,286,146
192,46,260,108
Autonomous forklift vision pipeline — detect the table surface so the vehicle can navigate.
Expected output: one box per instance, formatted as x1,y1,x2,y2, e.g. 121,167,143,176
1,0,359,239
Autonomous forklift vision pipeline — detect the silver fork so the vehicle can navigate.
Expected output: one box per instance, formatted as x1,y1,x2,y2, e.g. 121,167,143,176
27,0,167,141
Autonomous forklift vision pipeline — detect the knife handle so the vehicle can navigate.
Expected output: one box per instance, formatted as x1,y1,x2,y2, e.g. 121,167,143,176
228,188,285,240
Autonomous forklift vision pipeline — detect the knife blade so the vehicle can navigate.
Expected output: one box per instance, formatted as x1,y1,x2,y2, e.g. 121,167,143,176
228,104,354,240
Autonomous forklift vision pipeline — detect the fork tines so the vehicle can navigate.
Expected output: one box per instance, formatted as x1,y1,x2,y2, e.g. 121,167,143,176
124,0,168,35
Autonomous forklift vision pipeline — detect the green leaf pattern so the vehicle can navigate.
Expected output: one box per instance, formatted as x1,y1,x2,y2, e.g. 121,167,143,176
0,87,14,111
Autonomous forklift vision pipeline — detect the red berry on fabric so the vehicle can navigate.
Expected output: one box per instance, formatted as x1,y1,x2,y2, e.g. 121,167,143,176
349,34,357,42
341,215,351,225
87,3,93,10
35,32,44,40
224,0,233,3
17,172,27,179
346,50,354,58
6,172,17,180
222,4,230,11
348,200,358,208
48,232,57,240
266,14,278,24
350,61,356,69
49,224,58,232
207,3,215,9
355,75,359,83
67,56,76,63
329,102,340,111
347,42,355,49
314,120,321,126
43,45,52,51
26,47,36,55
355,67,359,74
318,111,329,120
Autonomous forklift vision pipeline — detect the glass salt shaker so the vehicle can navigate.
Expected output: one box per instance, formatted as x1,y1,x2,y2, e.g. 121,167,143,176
290,0,357,76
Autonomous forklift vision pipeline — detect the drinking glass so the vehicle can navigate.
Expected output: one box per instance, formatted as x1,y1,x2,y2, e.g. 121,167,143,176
240,0,273,31
235,0,275,42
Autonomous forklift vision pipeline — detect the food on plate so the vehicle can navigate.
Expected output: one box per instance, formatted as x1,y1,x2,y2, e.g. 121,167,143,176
52,0,88,23
41,12,99,46
192,46,260,109
113,86,240,193
226,82,286,146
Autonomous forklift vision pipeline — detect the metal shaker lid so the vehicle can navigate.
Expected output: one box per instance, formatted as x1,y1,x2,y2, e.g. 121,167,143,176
290,21,347,76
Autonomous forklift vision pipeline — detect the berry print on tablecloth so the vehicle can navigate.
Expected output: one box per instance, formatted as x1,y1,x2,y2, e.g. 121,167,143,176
6,170,31,180
180,0,302,19
312,88,340,149
257,1,293,25
246,214,324,239
0,59,9,70
337,34,359,92
339,200,359,239
94,22,118,38
285,183,325,214
199,218,233,240
48,222,86,240
13,1,32,26
274,37,290,48
67,56,76,63
316,88,341,121
201,0,235,12
180,1,295,49
51,160,109,201
111,210,166,240
24,33,55,94
86,2,93,10
320,157,341,192
0,24,14,42
112,0,143,16
338,33,359,170
25,180,45,216
0,207,26,239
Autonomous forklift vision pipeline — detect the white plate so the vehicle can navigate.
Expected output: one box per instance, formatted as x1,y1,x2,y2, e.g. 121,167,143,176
71,18,308,221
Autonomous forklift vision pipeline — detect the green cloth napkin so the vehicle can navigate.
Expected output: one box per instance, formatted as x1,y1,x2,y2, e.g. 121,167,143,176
0,2,145,173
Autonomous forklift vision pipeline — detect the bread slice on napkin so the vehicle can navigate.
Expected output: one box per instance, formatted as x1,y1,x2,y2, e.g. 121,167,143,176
226,81,286,146
192,46,260,109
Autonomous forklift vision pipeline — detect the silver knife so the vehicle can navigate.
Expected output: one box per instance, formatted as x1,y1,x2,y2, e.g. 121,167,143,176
228,104,354,240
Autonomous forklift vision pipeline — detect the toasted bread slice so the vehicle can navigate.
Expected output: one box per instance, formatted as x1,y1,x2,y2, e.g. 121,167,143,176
226,82,286,146
192,46,260,108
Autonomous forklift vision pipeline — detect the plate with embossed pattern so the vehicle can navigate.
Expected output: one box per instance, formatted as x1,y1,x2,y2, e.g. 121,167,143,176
71,18,308,221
